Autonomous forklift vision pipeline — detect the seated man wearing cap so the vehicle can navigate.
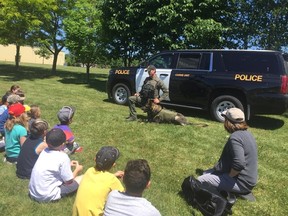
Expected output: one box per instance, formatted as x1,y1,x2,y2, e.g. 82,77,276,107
53,106,82,154
72,146,124,216
126,65,169,121
197,108,258,201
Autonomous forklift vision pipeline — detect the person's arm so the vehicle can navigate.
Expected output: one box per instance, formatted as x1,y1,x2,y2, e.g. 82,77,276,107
114,170,124,179
64,160,83,184
229,135,246,176
20,136,26,146
229,168,240,177
71,160,83,178
157,80,169,102
35,142,48,155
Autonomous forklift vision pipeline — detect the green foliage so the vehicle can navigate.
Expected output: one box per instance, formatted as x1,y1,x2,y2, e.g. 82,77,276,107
0,62,288,215
64,0,104,80
1,0,288,68
0,0,45,67
252,0,288,50
36,0,75,74
100,0,227,66
223,0,288,51
34,46,52,64
0,0,43,46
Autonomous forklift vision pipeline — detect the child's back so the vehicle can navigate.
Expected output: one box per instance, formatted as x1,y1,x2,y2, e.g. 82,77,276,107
73,146,124,216
53,106,82,154
16,119,48,179
4,103,28,163
29,128,83,202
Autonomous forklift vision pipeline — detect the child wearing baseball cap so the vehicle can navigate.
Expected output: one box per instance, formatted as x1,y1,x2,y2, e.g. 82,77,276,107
29,128,83,202
72,146,124,216
53,106,83,154
3,103,29,164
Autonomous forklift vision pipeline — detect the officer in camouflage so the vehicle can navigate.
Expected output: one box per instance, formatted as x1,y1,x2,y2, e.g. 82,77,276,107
126,65,169,121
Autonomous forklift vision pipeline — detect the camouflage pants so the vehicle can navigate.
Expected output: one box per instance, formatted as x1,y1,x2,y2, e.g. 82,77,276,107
128,95,142,117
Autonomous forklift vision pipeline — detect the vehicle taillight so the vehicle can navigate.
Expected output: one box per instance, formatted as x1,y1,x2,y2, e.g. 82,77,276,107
281,75,288,94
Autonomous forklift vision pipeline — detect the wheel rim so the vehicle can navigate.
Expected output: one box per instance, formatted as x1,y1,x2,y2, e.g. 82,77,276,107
114,86,127,103
216,100,236,120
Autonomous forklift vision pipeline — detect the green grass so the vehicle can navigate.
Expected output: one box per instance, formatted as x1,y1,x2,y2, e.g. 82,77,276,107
0,61,288,216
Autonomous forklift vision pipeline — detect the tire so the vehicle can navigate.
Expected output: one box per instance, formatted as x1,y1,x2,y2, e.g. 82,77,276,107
210,95,244,122
112,83,131,105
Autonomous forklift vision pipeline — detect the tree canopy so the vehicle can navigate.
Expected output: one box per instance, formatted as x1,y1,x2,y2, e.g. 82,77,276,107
64,0,102,81
0,0,287,70
0,0,44,68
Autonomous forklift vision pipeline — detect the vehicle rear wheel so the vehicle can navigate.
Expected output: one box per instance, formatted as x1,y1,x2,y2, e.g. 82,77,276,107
210,95,244,122
112,83,131,105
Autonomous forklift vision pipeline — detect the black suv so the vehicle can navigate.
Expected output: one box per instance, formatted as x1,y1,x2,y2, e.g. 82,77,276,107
107,50,288,122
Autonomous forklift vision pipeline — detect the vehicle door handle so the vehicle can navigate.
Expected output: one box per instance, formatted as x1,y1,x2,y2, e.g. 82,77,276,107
160,74,168,77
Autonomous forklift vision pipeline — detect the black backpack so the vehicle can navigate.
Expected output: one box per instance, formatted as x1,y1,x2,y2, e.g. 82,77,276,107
181,176,235,216
140,82,155,106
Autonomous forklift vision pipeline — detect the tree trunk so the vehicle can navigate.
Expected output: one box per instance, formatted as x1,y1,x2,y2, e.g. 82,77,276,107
86,64,90,83
52,51,59,74
15,45,21,70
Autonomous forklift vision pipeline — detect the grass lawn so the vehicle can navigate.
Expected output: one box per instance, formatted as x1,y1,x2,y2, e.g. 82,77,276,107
0,61,287,216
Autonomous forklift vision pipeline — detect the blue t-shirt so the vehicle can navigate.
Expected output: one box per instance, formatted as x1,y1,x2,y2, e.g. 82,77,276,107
0,109,9,135
5,124,27,158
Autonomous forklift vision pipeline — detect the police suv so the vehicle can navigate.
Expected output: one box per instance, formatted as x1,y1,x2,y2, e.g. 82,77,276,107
106,50,288,122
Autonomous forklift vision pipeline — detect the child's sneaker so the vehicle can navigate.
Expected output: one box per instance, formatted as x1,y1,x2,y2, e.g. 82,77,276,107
72,142,83,153
3,157,17,165
63,147,72,155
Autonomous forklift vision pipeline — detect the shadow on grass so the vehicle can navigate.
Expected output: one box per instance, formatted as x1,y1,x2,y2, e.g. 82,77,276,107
4,63,284,130
105,100,285,130
0,63,107,93
247,115,284,130
162,105,285,130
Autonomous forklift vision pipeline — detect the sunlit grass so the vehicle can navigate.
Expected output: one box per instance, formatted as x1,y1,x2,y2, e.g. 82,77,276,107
0,61,287,215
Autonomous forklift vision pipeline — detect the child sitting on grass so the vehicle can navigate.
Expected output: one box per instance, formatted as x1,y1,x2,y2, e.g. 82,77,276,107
0,92,11,148
104,159,161,216
16,119,49,179
4,103,28,164
72,146,124,216
29,128,83,202
27,105,41,129
53,106,82,154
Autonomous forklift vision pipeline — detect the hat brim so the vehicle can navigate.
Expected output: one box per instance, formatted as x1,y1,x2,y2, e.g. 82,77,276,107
221,110,228,117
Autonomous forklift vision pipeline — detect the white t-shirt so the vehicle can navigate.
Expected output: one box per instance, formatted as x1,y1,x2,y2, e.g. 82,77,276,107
0,105,7,115
29,148,73,202
104,190,161,216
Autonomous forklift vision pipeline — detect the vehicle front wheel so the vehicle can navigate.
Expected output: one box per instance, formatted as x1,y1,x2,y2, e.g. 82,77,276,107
112,83,131,105
210,95,244,122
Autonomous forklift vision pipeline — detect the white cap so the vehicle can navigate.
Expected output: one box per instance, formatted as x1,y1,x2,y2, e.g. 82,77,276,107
221,108,245,123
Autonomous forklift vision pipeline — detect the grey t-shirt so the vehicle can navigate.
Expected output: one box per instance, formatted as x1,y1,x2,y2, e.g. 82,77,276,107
215,130,258,190
104,190,161,216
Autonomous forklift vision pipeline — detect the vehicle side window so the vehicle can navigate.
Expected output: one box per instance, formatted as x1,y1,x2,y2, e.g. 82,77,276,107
177,53,201,69
149,54,173,69
222,53,279,74
199,53,211,70
177,53,211,70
